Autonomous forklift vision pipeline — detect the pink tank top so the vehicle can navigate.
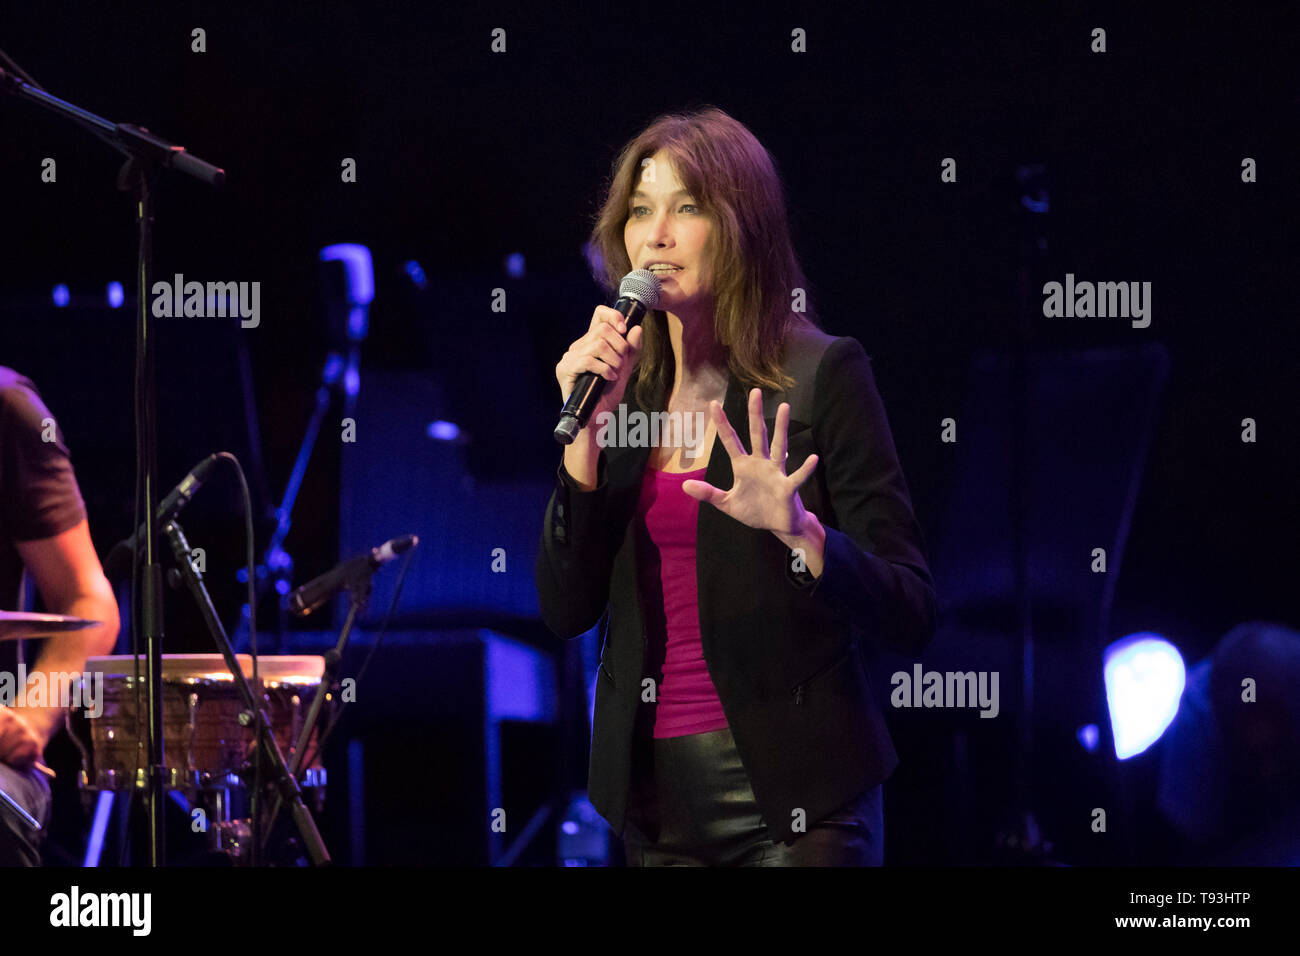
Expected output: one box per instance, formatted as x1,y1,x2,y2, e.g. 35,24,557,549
635,464,730,738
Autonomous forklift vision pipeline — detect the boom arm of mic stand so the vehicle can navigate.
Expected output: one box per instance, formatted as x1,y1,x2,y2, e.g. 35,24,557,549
269,361,340,562
235,354,342,649
162,520,331,866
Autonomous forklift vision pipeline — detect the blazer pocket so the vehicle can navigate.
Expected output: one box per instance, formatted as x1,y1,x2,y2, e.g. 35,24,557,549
790,644,854,705
599,659,616,688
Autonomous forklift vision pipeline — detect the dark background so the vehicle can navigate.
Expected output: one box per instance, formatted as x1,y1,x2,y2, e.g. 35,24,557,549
0,1,1295,865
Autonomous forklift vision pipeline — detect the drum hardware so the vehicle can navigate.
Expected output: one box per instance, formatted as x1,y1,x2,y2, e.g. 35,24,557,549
255,531,415,852
73,654,329,792
70,504,405,864
158,518,329,865
260,545,386,852
71,653,332,865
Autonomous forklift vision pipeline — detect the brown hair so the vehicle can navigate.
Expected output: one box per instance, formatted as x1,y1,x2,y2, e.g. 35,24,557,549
585,106,820,411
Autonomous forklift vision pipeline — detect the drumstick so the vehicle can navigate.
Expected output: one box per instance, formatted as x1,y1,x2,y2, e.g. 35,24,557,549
33,761,55,779
0,786,40,830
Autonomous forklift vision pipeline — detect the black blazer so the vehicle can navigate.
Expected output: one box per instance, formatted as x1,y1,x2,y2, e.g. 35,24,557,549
535,321,936,843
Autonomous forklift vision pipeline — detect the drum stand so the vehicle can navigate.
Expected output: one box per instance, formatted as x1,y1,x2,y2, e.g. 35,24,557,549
162,519,331,866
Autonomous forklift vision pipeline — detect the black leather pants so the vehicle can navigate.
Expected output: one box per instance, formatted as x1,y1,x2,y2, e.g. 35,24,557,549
622,726,883,866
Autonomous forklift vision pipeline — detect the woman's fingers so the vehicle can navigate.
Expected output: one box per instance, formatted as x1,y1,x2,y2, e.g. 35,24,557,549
710,400,745,458
594,321,629,357
770,402,790,468
681,478,724,506
560,309,638,391
748,388,770,459
589,305,626,334
788,453,818,489
583,319,641,399
591,339,622,373
578,345,616,381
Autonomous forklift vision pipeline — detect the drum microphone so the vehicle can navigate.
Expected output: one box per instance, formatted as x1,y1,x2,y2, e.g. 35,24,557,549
289,534,418,617
157,454,223,525
553,269,661,444
104,454,223,579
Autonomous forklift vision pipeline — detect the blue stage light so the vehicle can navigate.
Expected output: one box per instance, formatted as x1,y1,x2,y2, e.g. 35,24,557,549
505,252,525,278
53,284,70,307
323,353,344,384
320,244,375,305
427,420,460,442
1076,723,1100,752
83,791,115,866
1104,632,1186,759
403,260,428,289
107,281,125,308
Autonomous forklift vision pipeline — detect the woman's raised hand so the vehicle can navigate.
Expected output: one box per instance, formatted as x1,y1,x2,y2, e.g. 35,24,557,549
681,388,819,536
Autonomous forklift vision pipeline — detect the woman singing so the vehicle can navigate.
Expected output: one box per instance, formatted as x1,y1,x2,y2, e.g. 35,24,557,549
536,106,936,866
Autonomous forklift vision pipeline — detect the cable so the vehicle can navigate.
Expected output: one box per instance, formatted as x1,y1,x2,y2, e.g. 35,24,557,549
214,452,256,864
309,546,414,778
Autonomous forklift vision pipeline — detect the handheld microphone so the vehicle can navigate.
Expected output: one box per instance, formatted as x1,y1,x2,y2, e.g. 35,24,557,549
553,269,661,444
288,534,417,617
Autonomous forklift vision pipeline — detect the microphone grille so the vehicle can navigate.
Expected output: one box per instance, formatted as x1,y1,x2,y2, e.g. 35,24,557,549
619,269,662,310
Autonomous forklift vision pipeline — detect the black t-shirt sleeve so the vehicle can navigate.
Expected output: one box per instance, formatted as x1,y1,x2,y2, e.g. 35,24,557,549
0,373,88,543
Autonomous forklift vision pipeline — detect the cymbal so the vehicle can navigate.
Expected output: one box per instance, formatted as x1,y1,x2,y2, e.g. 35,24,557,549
0,611,100,641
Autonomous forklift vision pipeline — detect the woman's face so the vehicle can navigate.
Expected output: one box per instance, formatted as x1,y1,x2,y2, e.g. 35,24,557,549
624,150,712,317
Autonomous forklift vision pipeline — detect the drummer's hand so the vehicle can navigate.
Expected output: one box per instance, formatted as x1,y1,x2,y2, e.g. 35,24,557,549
0,708,45,770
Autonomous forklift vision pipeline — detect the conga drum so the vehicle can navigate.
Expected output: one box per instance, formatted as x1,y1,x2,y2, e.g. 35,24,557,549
72,654,329,793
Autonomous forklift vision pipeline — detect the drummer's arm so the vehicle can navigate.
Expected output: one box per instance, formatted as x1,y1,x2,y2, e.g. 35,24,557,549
13,519,120,749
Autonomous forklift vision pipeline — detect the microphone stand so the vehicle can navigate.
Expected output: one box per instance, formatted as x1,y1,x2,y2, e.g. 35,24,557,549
234,351,346,652
162,520,330,866
0,64,225,868
260,567,371,854
235,248,370,651
993,163,1055,863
